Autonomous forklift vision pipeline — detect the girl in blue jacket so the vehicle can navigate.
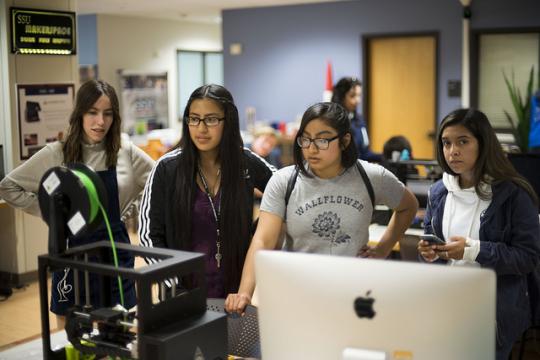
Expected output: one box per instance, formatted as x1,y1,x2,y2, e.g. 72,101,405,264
418,108,540,359
331,77,382,162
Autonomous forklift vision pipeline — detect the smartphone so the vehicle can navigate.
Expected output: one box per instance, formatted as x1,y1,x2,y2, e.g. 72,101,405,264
420,234,446,245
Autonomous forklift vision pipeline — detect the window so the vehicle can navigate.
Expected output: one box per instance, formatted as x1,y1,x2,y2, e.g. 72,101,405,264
475,31,540,129
177,50,223,119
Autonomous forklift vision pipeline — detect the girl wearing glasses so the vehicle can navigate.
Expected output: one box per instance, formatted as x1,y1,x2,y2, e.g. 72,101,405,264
225,102,418,313
139,84,276,298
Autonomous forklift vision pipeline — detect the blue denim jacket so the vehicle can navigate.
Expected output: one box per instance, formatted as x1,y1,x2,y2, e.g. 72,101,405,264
424,179,540,353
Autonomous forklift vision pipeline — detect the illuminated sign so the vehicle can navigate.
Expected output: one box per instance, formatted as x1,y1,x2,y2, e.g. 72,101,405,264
10,7,76,55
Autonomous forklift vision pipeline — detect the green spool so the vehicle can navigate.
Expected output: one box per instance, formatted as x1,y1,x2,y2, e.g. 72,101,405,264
72,170,100,223
71,168,125,307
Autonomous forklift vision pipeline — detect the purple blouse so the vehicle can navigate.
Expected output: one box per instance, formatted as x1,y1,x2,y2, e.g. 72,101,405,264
191,186,225,298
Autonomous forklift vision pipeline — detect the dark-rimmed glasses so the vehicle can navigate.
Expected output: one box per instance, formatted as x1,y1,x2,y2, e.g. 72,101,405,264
296,135,339,150
185,116,224,127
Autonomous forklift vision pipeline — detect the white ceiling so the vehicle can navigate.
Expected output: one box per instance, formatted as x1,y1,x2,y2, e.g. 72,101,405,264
77,0,346,24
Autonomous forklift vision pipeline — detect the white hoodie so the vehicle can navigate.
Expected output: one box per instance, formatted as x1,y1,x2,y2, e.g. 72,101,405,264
441,173,492,266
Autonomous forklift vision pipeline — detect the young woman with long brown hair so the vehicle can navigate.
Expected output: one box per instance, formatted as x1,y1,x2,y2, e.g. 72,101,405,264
0,80,154,323
418,108,540,359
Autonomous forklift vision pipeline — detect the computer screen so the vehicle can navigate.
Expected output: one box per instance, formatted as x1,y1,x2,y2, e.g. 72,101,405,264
255,251,496,360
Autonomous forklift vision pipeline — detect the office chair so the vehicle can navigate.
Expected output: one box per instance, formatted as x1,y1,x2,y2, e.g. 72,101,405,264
508,153,540,212
207,298,261,358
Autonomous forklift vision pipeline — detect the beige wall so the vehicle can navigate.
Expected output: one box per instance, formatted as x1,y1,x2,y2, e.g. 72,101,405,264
96,14,222,131
0,0,78,275
0,3,221,277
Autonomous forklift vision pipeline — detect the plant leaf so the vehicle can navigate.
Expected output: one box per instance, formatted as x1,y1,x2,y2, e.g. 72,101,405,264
504,110,522,151
504,110,517,130
502,67,536,152
526,66,534,102
503,71,522,119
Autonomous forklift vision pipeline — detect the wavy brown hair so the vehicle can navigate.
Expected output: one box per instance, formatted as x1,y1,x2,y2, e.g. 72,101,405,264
436,108,538,204
62,80,121,167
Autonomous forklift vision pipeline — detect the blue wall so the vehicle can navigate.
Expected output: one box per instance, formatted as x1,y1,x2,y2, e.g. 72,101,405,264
77,14,97,65
223,0,540,128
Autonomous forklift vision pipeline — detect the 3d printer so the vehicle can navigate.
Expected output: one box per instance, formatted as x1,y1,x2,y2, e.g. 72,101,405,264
37,164,227,359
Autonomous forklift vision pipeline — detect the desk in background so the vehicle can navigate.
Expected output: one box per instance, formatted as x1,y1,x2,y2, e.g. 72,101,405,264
368,223,423,261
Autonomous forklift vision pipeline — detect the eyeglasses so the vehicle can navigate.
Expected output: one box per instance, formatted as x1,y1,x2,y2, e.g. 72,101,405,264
185,116,224,127
296,135,339,150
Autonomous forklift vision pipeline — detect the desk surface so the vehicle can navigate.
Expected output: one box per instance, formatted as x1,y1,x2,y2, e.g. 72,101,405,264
369,223,424,238
368,223,424,252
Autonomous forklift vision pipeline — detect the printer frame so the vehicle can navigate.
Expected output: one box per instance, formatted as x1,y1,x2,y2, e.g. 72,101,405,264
38,241,227,360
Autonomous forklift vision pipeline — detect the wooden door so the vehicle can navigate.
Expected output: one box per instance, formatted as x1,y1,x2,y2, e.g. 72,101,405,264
367,35,436,159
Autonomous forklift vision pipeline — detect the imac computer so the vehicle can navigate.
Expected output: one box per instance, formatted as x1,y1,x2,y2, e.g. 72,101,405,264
255,251,496,360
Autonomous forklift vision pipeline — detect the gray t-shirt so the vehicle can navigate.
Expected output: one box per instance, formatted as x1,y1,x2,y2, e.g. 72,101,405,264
260,160,405,256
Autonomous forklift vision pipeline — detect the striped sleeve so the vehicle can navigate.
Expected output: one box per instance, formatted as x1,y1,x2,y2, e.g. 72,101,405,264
243,147,277,190
138,148,181,264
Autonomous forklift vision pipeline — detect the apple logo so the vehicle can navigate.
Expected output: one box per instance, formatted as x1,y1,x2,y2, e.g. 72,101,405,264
354,290,376,319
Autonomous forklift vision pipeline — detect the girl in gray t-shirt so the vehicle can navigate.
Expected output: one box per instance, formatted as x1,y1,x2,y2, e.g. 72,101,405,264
262,159,403,256
225,102,418,314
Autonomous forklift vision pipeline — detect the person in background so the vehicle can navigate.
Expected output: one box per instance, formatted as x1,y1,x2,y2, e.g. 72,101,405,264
0,79,155,326
139,84,276,298
250,126,282,169
382,135,419,182
382,135,413,163
418,108,540,360
331,77,382,162
225,102,418,313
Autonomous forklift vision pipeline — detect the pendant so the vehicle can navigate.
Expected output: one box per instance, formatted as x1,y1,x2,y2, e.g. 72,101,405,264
215,242,222,268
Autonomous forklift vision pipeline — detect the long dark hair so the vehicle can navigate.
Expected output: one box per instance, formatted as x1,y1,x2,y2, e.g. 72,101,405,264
436,108,538,203
293,102,358,176
171,84,249,293
63,80,121,167
331,77,361,106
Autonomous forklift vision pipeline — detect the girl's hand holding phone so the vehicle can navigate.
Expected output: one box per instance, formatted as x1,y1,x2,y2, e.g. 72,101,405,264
418,234,446,261
418,235,467,261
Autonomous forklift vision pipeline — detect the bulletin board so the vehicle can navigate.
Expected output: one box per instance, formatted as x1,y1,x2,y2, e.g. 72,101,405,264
16,83,74,159
119,71,168,135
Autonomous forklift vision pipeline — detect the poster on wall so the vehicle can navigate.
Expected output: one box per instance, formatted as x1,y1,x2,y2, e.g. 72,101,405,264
119,71,168,135
16,83,74,159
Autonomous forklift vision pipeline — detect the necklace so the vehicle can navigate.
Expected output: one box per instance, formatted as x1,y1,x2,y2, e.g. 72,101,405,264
198,166,222,268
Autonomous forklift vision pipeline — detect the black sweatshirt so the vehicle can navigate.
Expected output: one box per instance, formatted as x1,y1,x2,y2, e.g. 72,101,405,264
139,147,276,257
